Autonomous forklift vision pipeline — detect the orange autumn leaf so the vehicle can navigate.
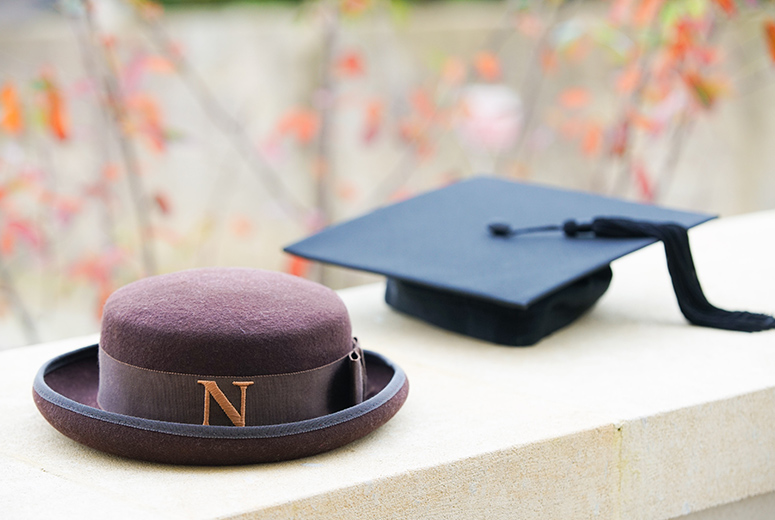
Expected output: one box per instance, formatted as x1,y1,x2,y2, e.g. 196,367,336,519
153,193,171,215
278,110,319,144
411,88,435,119
69,252,117,318
336,51,365,77
764,21,775,63
559,87,591,109
712,0,736,16
668,19,695,61
15,220,42,250
474,52,501,81
2,220,42,253
286,255,311,278
95,283,113,320
683,72,724,109
398,119,421,143
362,99,383,144
0,227,14,255
540,48,559,74
634,0,664,26
230,215,253,238
397,119,433,157
101,34,117,49
38,188,55,206
41,73,69,141
1,83,23,135
439,170,462,186
582,123,603,157
340,0,371,16
388,187,413,202
609,0,633,24
616,66,642,94
103,163,120,181
609,120,629,158
144,55,175,74
633,161,654,202
336,180,359,201
70,256,104,283
129,94,166,152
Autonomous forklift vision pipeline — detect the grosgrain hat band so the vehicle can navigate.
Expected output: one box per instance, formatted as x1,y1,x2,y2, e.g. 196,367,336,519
97,341,367,426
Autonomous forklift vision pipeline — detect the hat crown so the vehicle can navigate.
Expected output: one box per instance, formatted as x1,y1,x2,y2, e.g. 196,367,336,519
100,267,353,376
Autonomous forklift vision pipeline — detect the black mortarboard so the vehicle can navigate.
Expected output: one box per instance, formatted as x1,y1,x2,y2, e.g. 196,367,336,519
285,177,775,346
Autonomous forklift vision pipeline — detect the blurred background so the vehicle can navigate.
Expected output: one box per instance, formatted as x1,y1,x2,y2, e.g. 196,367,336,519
1,0,774,348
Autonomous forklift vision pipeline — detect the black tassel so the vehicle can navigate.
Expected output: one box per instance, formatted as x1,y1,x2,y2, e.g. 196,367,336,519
564,217,775,333
488,217,775,332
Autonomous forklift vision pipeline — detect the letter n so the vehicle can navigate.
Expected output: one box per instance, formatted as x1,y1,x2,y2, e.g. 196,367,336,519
197,380,254,427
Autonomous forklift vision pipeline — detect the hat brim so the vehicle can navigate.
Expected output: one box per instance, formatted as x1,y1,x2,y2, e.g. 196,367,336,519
33,345,409,465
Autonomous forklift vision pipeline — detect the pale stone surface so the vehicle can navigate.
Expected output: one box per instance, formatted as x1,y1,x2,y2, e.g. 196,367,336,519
1,211,774,519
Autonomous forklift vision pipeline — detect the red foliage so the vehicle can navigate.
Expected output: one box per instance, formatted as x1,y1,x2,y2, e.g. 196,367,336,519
340,0,371,16
474,52,501,81
410,88,435,120
336,51,365,77
540,49,559,74
581,122,603,157
559,87,591,109
229,215,253,238
608,120,629,158
40,72,69,141
286,255,311,278
362,99,383,144
128,94,166,152
70,250,125,319
277,109,319,144
633,161,654,202
398,118,433,158
1,83,24,135
712,0,736,16
683,71,724,109
388,187,413,202
153,192,171,215
103,163,120,181
615,66,641,95
1,219,43,255
634,0,664,26
336,180,358,201
764,20,775,64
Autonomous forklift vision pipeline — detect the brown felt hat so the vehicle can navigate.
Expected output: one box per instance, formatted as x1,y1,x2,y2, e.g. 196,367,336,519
33,267,408,465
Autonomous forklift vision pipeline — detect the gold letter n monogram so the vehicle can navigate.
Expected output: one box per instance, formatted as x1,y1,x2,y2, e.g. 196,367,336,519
197,380,254,427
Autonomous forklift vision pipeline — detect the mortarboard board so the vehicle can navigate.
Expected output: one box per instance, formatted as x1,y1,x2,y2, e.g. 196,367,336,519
285,177,775,346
